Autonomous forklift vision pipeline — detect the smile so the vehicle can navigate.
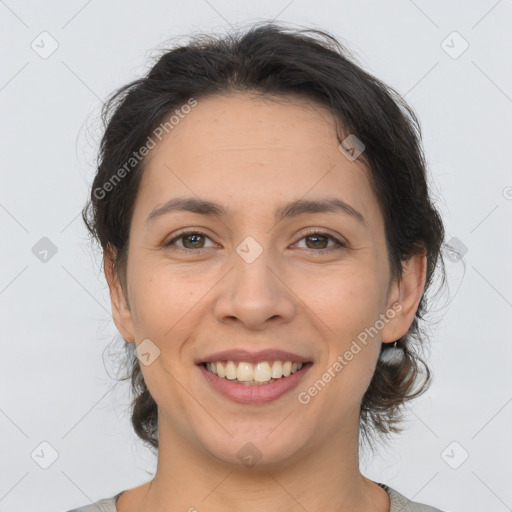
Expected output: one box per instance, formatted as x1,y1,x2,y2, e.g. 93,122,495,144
199,360,313,404
203,360,304,385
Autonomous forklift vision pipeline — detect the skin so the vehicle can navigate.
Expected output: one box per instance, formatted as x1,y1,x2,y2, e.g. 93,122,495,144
105,91,427,512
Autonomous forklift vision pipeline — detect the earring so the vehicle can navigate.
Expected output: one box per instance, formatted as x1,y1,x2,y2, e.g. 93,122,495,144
378,340,404,365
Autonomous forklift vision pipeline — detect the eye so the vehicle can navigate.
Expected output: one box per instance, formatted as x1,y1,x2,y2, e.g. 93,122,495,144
164,230,216,252
294,229,345,251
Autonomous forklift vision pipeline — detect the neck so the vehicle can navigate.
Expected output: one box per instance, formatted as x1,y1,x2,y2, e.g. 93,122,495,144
126,417,390,512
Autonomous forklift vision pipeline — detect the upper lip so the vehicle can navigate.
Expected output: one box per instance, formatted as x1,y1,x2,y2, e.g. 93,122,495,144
197,349,312,364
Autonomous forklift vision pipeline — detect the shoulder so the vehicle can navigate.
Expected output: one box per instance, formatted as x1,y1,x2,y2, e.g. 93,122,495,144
379,483,446,512
63,491,123,512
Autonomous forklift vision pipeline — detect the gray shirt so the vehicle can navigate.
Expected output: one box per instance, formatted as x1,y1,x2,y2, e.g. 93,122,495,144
65,482,445,511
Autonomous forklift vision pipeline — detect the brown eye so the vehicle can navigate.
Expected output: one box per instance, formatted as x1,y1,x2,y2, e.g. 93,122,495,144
165,231,214,252
295,230,345,251
304,234,329,249
180,233,206,249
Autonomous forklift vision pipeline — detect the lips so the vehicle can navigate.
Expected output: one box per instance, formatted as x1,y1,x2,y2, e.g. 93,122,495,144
197,348,312,365
196,348,313,404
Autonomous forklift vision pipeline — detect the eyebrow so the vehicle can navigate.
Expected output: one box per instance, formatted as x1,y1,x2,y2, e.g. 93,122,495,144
146,196,366,226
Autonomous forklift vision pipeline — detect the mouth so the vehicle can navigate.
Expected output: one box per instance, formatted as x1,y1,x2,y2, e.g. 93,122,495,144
198,358,313,404
200,360,308,385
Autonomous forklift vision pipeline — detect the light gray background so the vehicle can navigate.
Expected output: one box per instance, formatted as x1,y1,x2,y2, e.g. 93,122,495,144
1,1,511,511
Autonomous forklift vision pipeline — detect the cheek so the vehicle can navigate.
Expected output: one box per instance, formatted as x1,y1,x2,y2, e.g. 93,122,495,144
292,263,385,342
127,255,221,345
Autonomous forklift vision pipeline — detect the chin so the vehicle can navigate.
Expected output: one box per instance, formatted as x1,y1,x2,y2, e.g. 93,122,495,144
195,422,311,470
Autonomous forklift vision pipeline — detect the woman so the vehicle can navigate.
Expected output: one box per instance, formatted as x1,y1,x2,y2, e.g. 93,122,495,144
69,22,447,512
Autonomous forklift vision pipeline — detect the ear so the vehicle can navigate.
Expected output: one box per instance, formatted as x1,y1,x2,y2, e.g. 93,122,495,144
381,250,427,344
103,245,135,343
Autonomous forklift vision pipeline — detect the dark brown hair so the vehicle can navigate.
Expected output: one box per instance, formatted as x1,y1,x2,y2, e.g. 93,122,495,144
83,22,446,450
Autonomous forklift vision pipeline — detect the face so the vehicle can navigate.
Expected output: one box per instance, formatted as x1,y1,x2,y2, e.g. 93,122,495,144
106,92,424,468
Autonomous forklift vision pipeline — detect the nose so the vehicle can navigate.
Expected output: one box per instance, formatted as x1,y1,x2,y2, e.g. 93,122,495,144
212,245,296,330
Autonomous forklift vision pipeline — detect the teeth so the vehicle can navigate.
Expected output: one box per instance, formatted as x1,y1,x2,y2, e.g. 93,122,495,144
271,360,283,378
225,361,237,380
216,362,225,378
254,362,272,382
237,362,253,382
205,360,304,383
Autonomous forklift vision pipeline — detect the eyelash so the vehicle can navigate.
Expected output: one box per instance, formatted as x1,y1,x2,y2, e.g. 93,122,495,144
164,228,346,254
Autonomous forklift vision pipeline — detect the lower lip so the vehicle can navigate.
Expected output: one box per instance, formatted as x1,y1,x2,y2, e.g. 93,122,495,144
199,363,312,404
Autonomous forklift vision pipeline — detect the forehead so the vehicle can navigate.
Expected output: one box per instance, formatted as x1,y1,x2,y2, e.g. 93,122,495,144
135,92,382,233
